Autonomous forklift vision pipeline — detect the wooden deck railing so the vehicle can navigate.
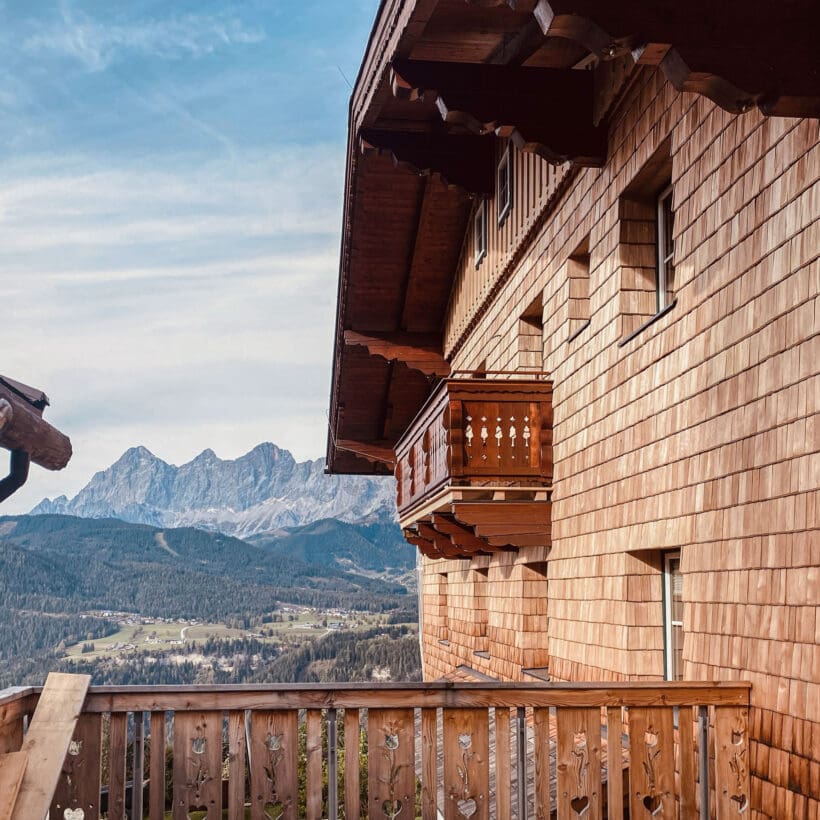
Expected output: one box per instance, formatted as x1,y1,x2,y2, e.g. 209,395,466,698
0,680,750,819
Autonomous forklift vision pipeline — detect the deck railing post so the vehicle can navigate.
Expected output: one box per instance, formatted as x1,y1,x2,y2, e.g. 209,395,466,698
132,711,144,820
328,707,339,820
698,705,709,820
516,706,527,820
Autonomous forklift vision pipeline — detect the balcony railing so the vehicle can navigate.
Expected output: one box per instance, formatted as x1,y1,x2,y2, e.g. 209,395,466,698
395,376,552,521
1,676,751,819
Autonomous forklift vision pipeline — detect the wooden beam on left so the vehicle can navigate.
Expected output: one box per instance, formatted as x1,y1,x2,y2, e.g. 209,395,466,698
344,330,450,377
334,439,396,468
0,384,72,471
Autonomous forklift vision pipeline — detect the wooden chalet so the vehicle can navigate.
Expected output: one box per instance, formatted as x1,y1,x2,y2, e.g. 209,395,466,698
1,1,817,817
323,0,820,817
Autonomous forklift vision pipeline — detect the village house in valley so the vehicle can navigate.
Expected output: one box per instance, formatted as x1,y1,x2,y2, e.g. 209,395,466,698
326,0,819,816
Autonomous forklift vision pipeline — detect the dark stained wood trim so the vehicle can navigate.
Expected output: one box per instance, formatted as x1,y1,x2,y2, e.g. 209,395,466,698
391,59,606,165
344,330,450,377
334,439,396,467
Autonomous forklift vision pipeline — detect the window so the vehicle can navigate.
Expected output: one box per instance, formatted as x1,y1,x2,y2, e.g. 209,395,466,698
567,235,591,342
473,200,487,267
662,552,683,681
497,144,513,225
438,572,449,643
656,183,675,311
473,567,489,654
517,295,543,370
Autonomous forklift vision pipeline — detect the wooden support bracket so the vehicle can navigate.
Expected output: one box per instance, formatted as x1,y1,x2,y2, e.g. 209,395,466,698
391,59,606,165
344,330,450,377
334,439,396,468
360,128,495,196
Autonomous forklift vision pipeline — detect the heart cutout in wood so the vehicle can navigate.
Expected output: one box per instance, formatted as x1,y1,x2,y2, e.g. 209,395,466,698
264,801,285,819
457,798,477,818
643,794,662,815
381,798,403,819
731,794,749,813
63,809,85,820
571,795,590,815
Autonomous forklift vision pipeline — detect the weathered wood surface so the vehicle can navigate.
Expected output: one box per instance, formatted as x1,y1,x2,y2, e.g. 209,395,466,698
250,710,298,820
78,681,751,712
0,383,71,470
421,707,438,818
172,711,222,819
627,706,676,820
344,708,361,820
714,706,750,818
305,709,323,820
556,707,602,820
12,673,90,820
494,707,511,820
606,707,624,820
0,752,27,820
107,712,127,820
51,713,102,820
442,708,490,820
368,708,415,820
227,710,246,820
149,711,166,819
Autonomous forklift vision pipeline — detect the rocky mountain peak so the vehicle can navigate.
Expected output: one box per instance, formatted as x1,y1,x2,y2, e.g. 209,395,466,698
31,443,396,538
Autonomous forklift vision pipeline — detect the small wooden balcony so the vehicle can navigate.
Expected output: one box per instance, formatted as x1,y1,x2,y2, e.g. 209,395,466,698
395,376,552,557
1,674,751,819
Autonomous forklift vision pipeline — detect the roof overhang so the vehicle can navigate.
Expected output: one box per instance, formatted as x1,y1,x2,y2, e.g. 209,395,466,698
327,0,820,474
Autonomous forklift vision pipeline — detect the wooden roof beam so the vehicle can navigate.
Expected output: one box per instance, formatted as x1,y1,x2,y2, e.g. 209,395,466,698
344,330,449,377
430,513,495,553
360,128,495,196
532,1,820,117
391,59,606,166
333,439,396,468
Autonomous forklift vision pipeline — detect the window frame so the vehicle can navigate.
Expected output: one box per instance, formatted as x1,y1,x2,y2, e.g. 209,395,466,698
662,550,683,681
655,182,675,312
473,199,487,268
497,144,514,226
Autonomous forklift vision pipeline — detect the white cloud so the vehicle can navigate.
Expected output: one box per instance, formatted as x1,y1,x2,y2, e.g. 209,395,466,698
23,4,265,72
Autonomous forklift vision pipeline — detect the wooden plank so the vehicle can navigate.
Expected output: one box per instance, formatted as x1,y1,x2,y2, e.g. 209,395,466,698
249,710,298,820
172,711,223,819
149,711,167,819
227,710,246,820
305,709,323,820
80,682,752,712
627,707,676,820
133,712,145,820
533,707,552,818
442,708,489,820
606,707,624,820
51,713,102,820
0,719,23,756
556,707,602,820
0,752,27,820
678,706,697,818
344,709,361,820
714,706,750,818
368,708,415,820
494,708,511,820
13,672,90,820
421,708,438,818
107,713,128,820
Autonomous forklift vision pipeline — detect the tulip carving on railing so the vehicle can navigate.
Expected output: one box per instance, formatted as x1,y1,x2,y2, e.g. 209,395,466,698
464,413,532,466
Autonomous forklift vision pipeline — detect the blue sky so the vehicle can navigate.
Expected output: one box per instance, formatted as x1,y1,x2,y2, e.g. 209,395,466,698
0,0,380,511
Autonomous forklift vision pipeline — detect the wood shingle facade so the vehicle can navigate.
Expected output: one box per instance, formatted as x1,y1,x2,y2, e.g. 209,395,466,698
327,1,819,816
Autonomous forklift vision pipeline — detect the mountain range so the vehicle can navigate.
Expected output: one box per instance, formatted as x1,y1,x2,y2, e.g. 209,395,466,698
32,443,396,538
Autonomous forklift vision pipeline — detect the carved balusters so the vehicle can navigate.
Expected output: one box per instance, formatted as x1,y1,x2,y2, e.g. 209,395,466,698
714,706,750,818
249,711,298,820
51,713,103,820
443,709,490,820
173,711,223,819
367,708,415,819
556,708,603,819
627,707,676,820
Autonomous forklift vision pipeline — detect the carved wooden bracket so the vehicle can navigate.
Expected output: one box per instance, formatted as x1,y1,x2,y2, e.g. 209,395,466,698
391,59,606,166
344,330,450,378
360,128,495,196
532,0,820,117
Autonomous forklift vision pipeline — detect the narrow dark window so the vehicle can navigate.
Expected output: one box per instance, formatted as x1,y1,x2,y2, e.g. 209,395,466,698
473,200,487,267
497,145,513,225
662,551,683,681
567,235,591,341
656,183,675,311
